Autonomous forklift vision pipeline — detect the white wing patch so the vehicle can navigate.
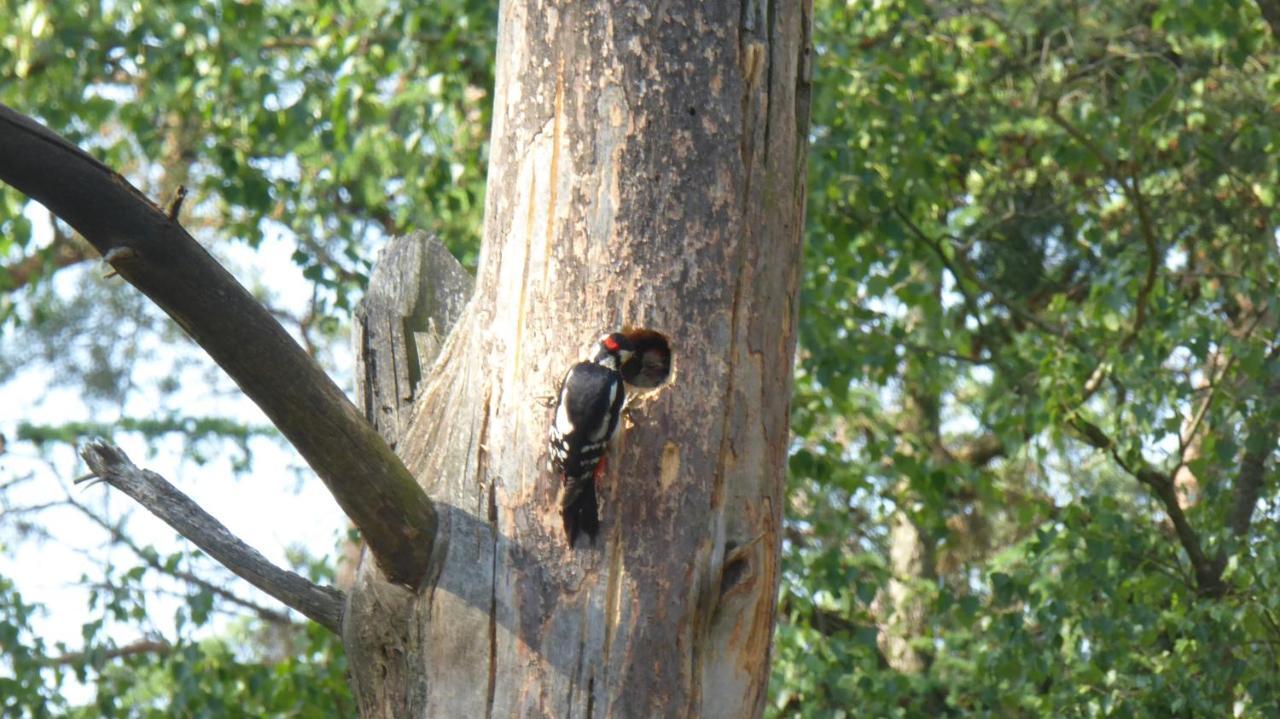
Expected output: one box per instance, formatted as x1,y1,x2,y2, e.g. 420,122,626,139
553,395,572,436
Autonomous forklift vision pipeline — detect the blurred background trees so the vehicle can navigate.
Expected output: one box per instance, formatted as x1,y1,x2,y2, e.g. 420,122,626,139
2,0,1279,715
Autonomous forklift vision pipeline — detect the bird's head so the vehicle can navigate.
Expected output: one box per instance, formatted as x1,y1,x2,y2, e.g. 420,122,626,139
593,332,635,369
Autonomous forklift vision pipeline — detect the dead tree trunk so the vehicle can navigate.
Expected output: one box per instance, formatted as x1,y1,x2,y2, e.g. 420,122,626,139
0,0,810,714
345,2,811,716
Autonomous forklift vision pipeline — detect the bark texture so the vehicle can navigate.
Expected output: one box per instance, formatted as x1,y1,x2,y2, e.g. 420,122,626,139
344,233,474,716
344,2,811,717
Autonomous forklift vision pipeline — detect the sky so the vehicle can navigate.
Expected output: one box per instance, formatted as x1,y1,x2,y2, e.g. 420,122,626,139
0,211,354,688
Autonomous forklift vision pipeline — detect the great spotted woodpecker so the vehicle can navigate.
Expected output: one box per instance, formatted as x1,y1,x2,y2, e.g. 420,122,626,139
548,332,635,546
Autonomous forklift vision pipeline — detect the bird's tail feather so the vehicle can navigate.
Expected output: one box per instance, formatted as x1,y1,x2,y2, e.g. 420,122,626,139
562,479,599,547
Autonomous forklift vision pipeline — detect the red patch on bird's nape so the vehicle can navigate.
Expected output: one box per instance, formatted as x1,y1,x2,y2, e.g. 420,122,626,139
603,336,620,352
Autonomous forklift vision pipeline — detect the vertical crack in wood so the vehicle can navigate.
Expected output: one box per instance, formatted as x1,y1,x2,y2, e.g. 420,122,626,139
480,377,498,716
402,314,422,394
543,57,565,290
513,173,537,383
691,210,750,717
357,317,376,427
485,524,499,719
471,383,488,516
568,601,590,717
389,315,406,439
476,386,493,517
738,56,760,168
792,1,813,198
762,0,776,163
603,528,624,663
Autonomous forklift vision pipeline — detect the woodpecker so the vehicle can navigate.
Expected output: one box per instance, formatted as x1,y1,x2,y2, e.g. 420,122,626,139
548,332,635,546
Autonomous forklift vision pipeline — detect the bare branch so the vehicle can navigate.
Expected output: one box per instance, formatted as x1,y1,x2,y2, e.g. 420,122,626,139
0,500,66,518
0,103,435,586
1228,397,1280,539
78,441,345,633
44,638,171,666
62,493,295,625
1068,415,1223,595
0,229,90,291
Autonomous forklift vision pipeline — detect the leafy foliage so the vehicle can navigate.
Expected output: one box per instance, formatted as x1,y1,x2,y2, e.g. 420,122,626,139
0,539,353,718
4,0,1280,715
0,572,63,717
0,0,497,308
775,0,1280,715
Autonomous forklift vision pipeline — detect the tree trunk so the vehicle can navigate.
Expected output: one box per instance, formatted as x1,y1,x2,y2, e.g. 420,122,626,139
344,2,811,717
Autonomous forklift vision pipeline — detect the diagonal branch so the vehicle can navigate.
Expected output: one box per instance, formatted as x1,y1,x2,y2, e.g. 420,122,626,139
62,493,295,626
0,227,90,291
895,206,1074,342
893,205,989,339
1222,331,1280,539
0,103,434,587
43,638,172,666
1068,415,1223,595
1228,420,1278,539
79,440,345,634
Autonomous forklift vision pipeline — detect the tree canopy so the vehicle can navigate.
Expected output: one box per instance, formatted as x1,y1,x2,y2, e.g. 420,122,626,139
2,0,1280,716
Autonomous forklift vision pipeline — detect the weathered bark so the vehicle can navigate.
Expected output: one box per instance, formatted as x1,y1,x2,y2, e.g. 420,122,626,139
353,231,475,451
880,509,932,674
344,2,811,716
343,232,473,715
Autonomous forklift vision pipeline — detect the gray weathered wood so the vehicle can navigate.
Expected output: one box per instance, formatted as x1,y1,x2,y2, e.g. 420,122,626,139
343,2,812,716
353,231,475,448
78,441,346,634
345,232,474,717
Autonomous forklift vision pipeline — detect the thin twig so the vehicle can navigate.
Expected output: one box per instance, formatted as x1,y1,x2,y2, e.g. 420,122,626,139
77,441,345,633
1067,415,1222,595
43,638,171,666
62,493,295,626
893,205,989,339
1045,103,1162,351
166,184,188,221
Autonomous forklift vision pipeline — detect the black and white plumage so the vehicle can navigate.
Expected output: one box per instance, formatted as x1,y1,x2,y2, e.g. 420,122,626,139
548,332,634,546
